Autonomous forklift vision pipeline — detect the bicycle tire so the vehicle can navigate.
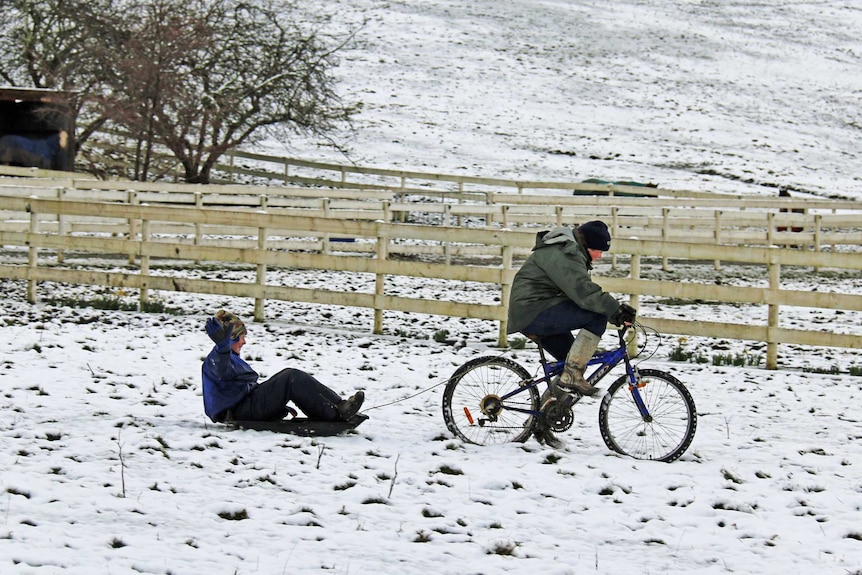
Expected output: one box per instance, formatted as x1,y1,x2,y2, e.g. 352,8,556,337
442,356,539,445
598,369,697,462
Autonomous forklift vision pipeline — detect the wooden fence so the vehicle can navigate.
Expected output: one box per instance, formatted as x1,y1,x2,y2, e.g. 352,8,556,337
1,172,860,260
216,150,725,199
1,187,860,369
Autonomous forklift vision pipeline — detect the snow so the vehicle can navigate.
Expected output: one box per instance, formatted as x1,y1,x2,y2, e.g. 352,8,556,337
269,0,862,200
2,1,862,574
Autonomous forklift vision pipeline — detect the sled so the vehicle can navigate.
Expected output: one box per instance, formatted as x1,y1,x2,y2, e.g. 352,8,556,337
227,413,368,436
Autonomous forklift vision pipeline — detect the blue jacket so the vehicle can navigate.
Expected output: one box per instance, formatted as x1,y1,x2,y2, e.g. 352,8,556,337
201,344,259,421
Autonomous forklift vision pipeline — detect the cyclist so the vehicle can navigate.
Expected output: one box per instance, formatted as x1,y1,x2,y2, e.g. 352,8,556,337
201,310,365,424
507,221,636,397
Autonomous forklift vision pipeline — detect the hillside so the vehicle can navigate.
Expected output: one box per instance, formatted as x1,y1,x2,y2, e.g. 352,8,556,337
273,0,862,200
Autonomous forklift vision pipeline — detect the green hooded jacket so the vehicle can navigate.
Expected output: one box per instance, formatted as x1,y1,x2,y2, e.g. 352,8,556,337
506,226,620,334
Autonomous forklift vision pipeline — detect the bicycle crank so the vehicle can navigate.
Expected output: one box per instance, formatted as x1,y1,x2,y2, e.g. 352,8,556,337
544,399,574,433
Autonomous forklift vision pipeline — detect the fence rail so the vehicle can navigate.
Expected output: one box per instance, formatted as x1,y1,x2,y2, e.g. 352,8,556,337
1,191,860,369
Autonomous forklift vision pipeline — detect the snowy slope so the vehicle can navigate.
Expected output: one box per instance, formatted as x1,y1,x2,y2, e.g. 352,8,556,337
275,0,862,199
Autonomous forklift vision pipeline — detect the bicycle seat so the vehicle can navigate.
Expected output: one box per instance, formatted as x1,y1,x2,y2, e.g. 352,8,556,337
523,334,551,364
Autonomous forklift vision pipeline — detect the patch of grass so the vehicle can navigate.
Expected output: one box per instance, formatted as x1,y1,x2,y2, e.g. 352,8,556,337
803,364,842,375
392,328,429,340
414,530,432,543
543,453,562,464
433,329,450,343
43,294,182,315
488,541,519,556
218,509,249,521
109,537,127,548
437,464,463,476
668,345,709,364
722,468,744,484
712,352,762,367
6,487,31,499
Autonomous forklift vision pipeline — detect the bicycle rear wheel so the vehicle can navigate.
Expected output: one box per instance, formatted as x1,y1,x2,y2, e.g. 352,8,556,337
598,369,696,462
442,356,539,445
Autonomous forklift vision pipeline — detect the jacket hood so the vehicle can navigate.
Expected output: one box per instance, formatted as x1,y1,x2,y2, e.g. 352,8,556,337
533,226,575,249
533,227,576,250
532,226,594,268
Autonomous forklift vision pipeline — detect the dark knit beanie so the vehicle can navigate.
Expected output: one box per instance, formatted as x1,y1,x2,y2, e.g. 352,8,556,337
215,309,247,340
578,220,611,251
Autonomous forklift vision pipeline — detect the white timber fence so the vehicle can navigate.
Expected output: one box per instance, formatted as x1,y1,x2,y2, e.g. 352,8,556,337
1,186,860,369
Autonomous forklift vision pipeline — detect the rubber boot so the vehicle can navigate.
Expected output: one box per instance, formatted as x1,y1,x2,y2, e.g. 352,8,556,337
558,330,601,396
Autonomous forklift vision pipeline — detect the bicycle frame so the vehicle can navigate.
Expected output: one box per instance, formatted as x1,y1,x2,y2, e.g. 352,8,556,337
499,326,651,420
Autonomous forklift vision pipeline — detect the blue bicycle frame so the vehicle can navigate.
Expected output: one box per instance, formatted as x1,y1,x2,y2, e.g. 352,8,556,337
498,327,652,421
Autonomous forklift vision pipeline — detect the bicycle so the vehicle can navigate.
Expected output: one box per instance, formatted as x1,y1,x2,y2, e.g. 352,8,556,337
441,322,697,462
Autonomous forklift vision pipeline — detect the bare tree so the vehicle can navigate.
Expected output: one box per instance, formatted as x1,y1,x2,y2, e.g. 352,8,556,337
0,0,357,182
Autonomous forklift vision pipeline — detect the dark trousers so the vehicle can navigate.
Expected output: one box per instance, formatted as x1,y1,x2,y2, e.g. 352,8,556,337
520,300,607,362
231,368,343,421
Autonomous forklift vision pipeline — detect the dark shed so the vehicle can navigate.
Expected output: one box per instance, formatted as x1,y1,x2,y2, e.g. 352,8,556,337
0,86,76,171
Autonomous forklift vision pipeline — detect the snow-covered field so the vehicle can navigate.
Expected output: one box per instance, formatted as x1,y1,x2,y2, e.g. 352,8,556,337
2,1,862,574
1,258,861,574
274,0,862,200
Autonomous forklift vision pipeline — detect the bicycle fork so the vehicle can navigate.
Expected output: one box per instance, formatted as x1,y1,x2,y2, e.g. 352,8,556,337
623,358,652,423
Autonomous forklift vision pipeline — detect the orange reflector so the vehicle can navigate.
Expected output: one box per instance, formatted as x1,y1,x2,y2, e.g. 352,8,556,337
463,407,474,425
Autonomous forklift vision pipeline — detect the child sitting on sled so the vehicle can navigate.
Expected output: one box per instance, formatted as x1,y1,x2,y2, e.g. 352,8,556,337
201,310,364,424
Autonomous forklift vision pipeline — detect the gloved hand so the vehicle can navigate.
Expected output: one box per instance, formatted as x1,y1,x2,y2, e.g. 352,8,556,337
609,303,637,326
205,316,234,346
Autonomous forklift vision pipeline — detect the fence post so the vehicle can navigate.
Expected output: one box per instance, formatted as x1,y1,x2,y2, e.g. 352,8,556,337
56,187,67,264
814,215,822,272
498,244,514,347
139,219,151,308
661,208,670,271
373,226,389,334
766,212,775,246
610,207,618,271
766,258,780,369
127,191,139,265
395,176,407,222
443,204,452,266
194,192,204,264
457,182,464,227
27,206,39,304
322,198,331,254
713,210,722,270
254,224,267,323
628,253,641,356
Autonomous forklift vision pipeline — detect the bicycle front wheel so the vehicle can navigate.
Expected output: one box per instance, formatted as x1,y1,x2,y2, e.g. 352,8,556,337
442,356,540,445
599,369,697,462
